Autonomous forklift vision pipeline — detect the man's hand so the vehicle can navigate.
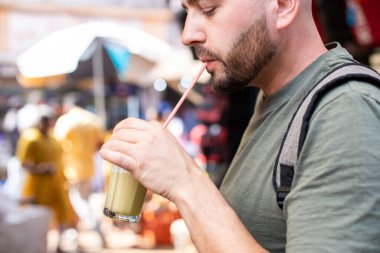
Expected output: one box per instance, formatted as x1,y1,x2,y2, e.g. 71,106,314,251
100,117,201,203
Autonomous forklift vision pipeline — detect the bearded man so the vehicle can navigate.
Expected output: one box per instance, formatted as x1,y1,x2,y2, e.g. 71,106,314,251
101,0,380,252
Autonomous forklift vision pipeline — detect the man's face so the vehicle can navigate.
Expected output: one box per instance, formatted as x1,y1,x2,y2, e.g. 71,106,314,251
182,0,277,94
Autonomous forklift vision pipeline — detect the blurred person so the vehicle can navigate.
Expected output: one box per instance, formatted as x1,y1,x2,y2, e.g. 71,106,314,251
1,93,46,202
101,1,380,253
53,93,105,243
2,95,22,156
200,123,228,187
16,110,77,252
196,84,229,187
16,90,46,134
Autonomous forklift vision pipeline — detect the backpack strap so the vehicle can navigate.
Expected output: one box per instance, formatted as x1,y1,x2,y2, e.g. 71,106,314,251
273,63,380,209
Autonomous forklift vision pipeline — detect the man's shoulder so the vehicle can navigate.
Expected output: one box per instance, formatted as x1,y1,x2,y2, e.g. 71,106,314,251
21,128,40,141
315,78,380,111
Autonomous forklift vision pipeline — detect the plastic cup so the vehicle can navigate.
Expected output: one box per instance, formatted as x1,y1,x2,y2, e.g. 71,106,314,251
103,165,147,222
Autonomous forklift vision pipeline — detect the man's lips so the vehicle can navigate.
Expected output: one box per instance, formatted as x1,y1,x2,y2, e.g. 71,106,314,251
198,57,215,63
198,58,218,71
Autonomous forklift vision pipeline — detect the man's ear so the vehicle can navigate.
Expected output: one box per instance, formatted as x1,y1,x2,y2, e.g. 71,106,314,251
275,0,299,30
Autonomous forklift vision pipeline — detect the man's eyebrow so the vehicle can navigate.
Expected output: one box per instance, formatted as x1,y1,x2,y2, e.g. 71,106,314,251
181,0,198,9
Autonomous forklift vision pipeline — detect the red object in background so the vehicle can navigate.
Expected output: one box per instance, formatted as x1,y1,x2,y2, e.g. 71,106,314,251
196,85,228,124
140,207,181,246
347,0,380,47
189,124,208,146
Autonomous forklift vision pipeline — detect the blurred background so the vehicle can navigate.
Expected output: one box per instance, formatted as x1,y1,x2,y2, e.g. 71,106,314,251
0,0,379,253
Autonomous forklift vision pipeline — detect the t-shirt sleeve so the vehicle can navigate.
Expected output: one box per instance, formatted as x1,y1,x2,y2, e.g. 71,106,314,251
285,82,380,252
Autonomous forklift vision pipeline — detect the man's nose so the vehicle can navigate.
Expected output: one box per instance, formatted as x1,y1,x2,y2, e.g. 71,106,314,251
181,14,206,46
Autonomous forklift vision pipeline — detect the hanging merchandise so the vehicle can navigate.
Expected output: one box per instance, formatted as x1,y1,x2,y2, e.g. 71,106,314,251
346,0,380,47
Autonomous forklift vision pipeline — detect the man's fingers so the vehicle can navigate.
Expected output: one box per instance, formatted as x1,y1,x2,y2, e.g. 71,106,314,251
100,148,138,173
101,139,136,156
110,128,146,144
113,117,156,133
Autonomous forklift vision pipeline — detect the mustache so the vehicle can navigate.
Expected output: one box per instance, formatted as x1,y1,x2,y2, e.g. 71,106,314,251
193,46,220,61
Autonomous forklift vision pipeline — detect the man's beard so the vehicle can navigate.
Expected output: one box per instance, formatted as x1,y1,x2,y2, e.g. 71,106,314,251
195,16,277,95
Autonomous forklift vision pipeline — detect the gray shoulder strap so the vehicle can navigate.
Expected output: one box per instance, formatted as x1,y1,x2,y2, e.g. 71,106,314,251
274,63,380,209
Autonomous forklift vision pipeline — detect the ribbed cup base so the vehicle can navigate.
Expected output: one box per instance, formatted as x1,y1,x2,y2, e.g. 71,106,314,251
103,207,141,223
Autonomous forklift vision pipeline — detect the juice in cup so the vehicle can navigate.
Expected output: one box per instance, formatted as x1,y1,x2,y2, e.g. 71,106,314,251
103,165,147,222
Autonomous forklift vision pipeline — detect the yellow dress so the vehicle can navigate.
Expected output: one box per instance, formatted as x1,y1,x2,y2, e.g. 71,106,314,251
54,107,104,183
16,128,76,226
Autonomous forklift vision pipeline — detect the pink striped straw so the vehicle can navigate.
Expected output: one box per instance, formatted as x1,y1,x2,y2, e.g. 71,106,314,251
163,63,207,128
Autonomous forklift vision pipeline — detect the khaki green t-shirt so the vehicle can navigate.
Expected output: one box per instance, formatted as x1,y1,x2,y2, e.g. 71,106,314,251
220,43,380,252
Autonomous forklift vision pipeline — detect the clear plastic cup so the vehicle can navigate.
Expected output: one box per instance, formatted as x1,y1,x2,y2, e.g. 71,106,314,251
103,165,147,222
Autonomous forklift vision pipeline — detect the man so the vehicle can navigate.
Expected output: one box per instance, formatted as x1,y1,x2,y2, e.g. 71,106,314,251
54,93,104,232
100,0,380,252
17,110,76,252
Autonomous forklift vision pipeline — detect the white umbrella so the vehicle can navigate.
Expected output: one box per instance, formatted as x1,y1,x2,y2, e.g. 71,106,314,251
16,21,173,127
16,21,172,86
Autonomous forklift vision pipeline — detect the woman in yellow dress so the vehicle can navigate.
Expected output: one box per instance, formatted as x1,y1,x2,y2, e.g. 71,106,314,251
16,114,77,242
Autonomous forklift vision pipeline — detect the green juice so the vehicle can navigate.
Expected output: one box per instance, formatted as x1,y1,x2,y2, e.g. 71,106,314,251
103,166,147,222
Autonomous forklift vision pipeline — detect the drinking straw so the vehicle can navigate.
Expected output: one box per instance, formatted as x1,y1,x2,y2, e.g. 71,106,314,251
163,63,207,128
